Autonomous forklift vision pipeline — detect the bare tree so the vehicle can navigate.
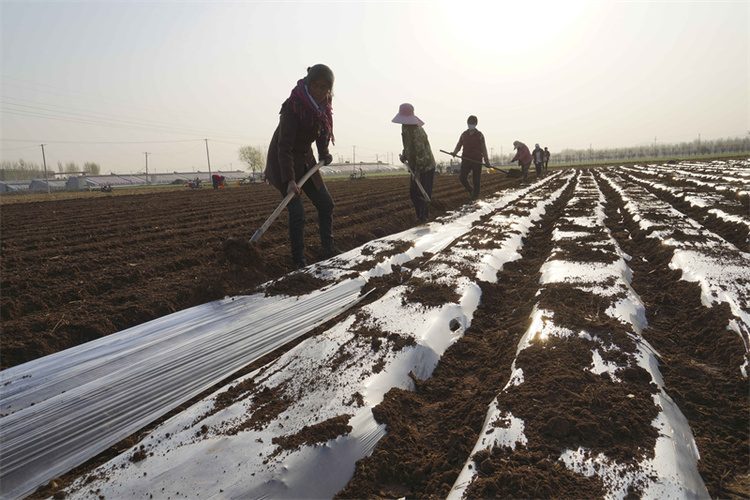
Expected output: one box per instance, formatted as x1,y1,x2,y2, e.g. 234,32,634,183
83,162,101,175
238,146,266,175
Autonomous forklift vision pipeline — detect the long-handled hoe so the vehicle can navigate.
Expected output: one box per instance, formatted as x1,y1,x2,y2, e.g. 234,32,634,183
404,160,431,203
439,149,506,175
223,160,325,266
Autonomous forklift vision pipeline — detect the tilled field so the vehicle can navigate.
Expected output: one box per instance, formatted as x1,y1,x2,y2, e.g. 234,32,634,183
1,173,511,369
2,161,749,499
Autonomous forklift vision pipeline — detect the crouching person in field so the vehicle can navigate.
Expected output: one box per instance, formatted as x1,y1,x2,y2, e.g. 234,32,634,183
264,64,340,270
511,140,533,184
392,103,436,222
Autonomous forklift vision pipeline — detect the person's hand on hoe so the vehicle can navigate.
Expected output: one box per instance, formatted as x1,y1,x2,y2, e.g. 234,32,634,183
287,180,301,198
321,153,333,166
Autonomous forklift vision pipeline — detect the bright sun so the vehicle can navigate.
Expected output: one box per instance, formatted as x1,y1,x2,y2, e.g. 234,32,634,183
437,1,587,57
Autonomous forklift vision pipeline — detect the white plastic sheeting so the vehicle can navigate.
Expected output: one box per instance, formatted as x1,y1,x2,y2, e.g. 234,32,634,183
449,170,709,499
618,163,750,234
0,278,367,500
48,174,570,499
600,169,750,377
1,175,559,500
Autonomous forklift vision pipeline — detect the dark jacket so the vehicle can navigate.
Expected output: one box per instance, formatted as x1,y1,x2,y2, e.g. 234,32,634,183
532,146,544,164
265,101,329,191
453,129,490,164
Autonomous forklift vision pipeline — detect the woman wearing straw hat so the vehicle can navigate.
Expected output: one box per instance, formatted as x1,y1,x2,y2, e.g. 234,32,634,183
392,103,436,222
265,64,340,270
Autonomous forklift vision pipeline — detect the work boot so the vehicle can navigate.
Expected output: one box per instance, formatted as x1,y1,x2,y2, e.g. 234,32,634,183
294,258,307,271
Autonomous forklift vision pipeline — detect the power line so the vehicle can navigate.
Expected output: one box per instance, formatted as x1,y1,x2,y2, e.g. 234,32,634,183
1,138,199,145
0,77,256,141
1,103,251,140
1,75,247,130
0,144,40,152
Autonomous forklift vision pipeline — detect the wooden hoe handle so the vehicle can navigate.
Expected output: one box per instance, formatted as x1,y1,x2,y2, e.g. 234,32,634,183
249,160,325,243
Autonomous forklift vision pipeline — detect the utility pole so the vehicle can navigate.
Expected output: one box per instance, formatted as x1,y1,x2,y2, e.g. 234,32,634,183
40,144,50,194
352,145,356,165
144,152,150,184
205,139,212,177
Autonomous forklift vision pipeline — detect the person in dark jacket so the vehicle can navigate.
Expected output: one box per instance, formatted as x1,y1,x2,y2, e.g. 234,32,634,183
510,140,533,183
543,147,550,171
264,64,340,270
532,143,545,178
451,115,491,200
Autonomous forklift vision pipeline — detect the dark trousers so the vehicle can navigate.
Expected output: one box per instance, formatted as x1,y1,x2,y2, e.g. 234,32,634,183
459,160,481,199
521,162,531,182
410,169,434,221
281,182,334,264
535,162,544,178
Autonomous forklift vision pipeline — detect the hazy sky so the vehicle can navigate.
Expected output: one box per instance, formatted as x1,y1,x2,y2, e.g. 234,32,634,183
1,1,748,174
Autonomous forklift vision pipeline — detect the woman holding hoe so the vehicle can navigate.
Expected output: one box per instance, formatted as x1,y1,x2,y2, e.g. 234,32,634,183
392,103,436,222
265,64,341,270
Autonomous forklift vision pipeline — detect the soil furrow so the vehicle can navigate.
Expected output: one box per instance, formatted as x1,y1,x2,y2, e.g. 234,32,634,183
1,174,514,369
337,174,579,498
617,169,749,251
595,169,750,499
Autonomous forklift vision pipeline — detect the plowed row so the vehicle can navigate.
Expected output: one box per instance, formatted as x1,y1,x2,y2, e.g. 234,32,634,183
1,173,513,369
3,162,749,499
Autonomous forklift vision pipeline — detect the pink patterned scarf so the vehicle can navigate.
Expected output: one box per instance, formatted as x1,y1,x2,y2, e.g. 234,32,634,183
285,78,334,145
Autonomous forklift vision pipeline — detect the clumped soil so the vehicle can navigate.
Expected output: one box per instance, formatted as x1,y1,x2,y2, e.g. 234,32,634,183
338,168,749,499
596,171,750,498
5,165,749,499
1,174,511,369
272,414,353,454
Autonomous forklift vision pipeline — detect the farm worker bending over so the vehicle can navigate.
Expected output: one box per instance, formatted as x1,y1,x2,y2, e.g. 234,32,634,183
532,143,545,179
264,64,339,270
212,174,225,189
450,115,491,200
510,140,533,184
392,103,436,222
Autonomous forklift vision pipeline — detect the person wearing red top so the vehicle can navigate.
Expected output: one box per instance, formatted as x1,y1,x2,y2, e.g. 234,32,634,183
510,140,533,184
451,115,491,200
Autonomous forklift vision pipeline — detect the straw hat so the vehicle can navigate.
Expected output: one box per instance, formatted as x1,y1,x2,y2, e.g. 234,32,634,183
391,103,424,126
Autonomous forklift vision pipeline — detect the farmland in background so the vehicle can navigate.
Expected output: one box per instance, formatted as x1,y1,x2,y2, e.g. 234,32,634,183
1,159,748,499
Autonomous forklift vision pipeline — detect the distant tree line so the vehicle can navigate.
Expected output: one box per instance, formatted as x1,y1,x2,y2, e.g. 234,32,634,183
485,135,749,166
0,159,101,181
56,160,101,175
552,136,749,164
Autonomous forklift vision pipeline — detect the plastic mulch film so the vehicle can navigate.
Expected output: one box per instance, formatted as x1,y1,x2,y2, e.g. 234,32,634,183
0,277,365,500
